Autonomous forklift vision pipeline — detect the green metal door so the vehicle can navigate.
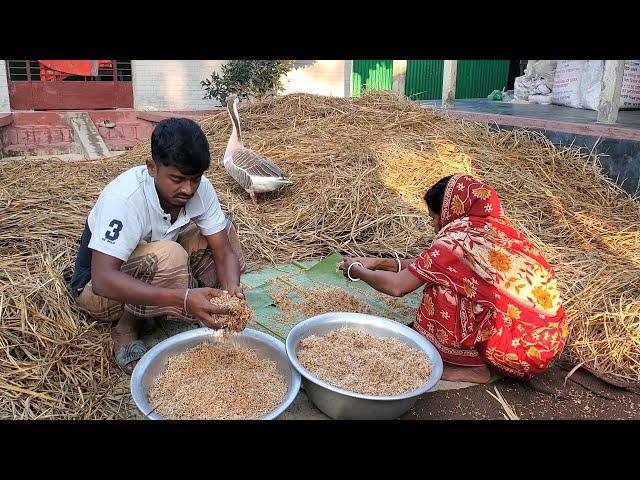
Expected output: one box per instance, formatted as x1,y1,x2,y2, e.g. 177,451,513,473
456,60,510,98
405,60,510,100
351,60,393,97
405,60,444,100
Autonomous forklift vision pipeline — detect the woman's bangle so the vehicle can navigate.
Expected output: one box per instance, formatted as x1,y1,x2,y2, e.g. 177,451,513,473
347,262,364,281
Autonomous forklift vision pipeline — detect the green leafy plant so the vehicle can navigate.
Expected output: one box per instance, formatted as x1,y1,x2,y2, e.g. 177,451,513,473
201,60,295,104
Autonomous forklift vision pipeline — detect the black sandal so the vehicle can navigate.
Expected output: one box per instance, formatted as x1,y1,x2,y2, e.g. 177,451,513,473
114,340,148,375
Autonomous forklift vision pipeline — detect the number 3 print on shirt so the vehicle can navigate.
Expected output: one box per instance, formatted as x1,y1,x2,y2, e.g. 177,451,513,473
105,219,123,241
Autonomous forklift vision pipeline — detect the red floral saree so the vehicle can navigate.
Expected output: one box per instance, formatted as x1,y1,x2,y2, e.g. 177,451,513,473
408,174,569,378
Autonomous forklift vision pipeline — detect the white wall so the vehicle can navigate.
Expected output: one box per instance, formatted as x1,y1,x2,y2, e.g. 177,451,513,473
281,60,351,97
132,60,353,111
132,60,226,111
0,61,10,113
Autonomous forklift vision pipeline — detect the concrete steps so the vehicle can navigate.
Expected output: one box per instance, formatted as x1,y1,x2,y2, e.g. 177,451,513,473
63,112,113,159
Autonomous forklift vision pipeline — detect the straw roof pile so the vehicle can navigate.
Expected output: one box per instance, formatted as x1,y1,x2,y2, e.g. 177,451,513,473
1,92,639,418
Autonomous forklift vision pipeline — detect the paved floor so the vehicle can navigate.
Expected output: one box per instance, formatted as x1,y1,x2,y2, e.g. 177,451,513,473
419,99,640,129
419,99,640,142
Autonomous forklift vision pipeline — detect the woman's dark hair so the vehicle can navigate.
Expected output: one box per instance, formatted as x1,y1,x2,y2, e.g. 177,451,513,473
424,175,453,214
151,118,211,176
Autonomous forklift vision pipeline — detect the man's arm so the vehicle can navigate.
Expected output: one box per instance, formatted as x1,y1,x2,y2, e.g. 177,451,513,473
205,230,242,298
91,251,232,326
195,178,242,297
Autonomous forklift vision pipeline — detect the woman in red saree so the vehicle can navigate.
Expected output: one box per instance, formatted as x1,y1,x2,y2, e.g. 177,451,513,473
339,174,570,383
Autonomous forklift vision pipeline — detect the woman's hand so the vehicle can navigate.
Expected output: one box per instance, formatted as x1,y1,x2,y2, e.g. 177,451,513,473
338,257,380,273
338,257,372,280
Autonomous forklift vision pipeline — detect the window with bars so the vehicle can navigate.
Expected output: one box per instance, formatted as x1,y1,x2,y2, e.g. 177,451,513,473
6,60,132,82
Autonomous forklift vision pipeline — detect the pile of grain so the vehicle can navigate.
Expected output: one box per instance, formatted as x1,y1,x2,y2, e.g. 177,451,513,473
149,342,287,419
209,293,253,332
297,327,431,396
267,282,375,323
385,298,418,319
267,279,418,324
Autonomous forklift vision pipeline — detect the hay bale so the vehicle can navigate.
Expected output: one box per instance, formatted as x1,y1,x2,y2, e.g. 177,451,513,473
1,92,639,418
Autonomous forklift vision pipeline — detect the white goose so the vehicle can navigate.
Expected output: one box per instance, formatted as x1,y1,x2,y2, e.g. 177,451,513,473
223,95,293,203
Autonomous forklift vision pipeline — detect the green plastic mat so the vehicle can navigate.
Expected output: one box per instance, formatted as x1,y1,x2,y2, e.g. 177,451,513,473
242,252,422,341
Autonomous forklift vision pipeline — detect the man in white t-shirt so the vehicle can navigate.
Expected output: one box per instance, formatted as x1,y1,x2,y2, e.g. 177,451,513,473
70,118,245,374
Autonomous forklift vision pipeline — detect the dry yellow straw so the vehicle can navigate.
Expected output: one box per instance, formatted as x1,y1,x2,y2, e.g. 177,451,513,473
1,91,639,419
487,386,520,420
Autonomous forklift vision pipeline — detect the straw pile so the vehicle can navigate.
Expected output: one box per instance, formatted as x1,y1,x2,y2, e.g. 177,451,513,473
1,91,639,419
297,327,432,396
149,342,287,419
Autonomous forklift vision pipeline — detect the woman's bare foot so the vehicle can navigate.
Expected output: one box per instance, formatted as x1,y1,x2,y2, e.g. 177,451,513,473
441,364,491,383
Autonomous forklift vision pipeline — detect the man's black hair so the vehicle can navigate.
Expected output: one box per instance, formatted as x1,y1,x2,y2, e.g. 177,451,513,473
150,118,211,176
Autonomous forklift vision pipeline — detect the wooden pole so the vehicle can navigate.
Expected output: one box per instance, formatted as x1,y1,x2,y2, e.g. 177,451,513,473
597,60,625,124
392,60,407,99
442,60,458,108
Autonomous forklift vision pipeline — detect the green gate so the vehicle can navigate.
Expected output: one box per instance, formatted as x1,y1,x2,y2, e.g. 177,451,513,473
351,60,393,97
405,60,510,100
352,60,510,100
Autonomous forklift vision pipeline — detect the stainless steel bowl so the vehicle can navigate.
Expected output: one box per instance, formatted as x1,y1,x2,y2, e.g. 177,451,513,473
286,312,443,420
131,327,301,420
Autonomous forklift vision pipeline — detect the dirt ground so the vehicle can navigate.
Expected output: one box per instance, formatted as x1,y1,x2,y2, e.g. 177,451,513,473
402,363,640,420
